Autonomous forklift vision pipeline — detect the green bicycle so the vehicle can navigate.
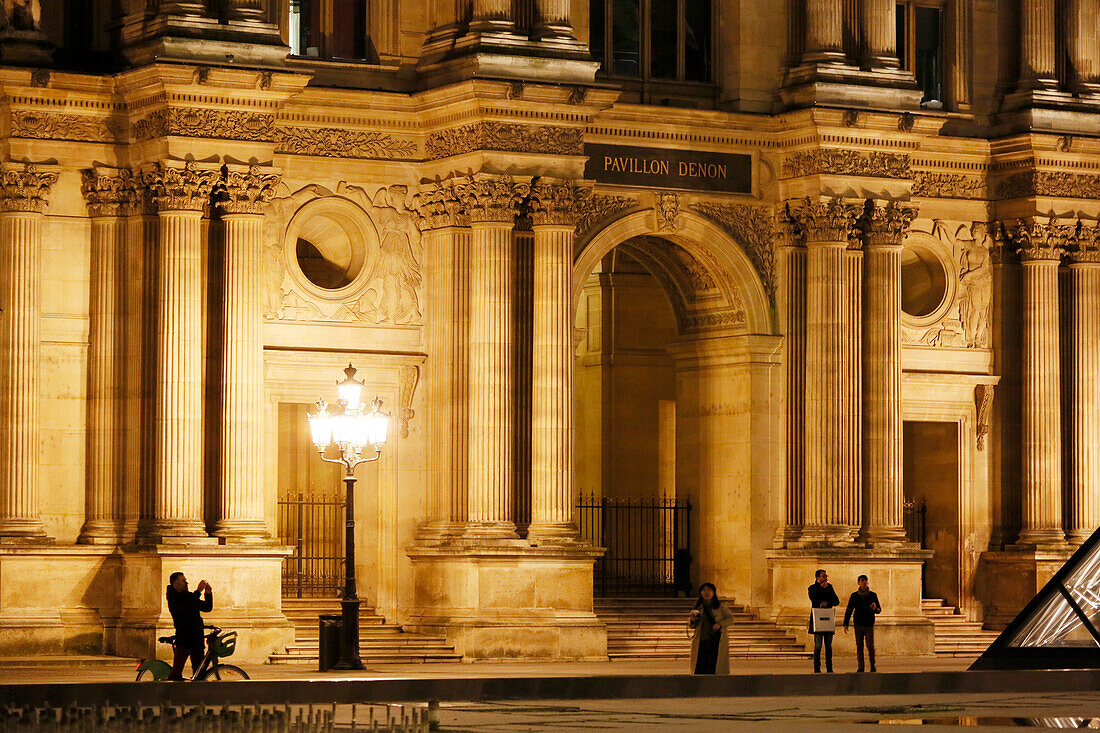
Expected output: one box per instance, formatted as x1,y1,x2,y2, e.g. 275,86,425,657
135,625,249,681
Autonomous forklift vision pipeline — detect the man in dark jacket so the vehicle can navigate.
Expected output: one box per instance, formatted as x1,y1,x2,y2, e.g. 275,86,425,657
165,572,213,680
843,574,882,672
808,569,840,673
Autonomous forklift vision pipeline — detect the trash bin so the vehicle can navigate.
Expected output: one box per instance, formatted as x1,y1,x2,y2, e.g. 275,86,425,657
318,614,343,672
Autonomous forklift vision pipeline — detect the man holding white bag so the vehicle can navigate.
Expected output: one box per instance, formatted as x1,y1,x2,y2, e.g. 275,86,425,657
808,569,840,673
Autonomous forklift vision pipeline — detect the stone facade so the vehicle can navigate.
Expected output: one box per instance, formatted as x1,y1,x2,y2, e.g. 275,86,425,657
0,0,1096,662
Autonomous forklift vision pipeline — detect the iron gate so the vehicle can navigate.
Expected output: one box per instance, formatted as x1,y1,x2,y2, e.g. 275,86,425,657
904,500,926,548
277,487,345,598
576,494,692,597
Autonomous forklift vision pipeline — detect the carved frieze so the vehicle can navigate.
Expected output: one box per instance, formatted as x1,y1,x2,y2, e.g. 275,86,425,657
0,162,58,213
693,201,776,303
10,110,124,143
997,170,1100,200
912,171,986,200
216,166,282,215
80,166,137,218
140,161,220,213
574,192,638,237
781,149,911,179
276,126,417,159
426,122,584,159
133,108,278,142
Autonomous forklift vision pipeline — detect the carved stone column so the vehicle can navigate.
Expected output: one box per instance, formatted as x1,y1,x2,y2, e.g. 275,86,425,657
1011,219,1069,547
1018,0,1059,91
803,0,846,65
844,240,862,541
222,0,266,22
860,0,899,69
788,198,863,545
0,163,57,540
1069,226,1100,544
533,0,574,41
862,202,917,544
213,166,280,542
463,175,530,538
78,168,132,544
777,218,806,543
142,162,219,542
1067,0,1100,95
527,180,582,540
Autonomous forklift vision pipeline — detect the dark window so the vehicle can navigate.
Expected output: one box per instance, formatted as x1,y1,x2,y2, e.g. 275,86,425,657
331,0,368,60
590,0,605,71
289,0,372,61
592,0,712,85
895,4,907,67
612,0,641,76
683,0,711,82
896,1,945,108
649,0,677,79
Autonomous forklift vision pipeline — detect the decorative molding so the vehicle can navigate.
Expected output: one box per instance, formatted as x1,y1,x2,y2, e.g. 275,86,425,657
140,161,220,213
655,192,681,230
574,192,638,237
682,308,747,332
781,149,911,179
426,121,584,159
781,197,865,244
133,108,278,142
0,162,58,213
276,126,417,159
997,170,1100,200
216,166,282,215
10,110,124,143
528,179,587,227
80,166,136,218
398,365,419,439
693,201,777,302
912,171,986,200
975,384,994,451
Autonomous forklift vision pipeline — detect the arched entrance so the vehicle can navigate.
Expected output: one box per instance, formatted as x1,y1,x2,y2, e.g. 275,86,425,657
572,207,780,608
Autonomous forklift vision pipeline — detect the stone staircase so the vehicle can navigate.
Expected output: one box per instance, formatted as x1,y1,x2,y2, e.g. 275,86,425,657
269,598,461,664
594,597,811,660
922,598,1001,657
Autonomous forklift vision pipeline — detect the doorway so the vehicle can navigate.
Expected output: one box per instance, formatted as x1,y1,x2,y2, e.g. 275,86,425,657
903,420,961,605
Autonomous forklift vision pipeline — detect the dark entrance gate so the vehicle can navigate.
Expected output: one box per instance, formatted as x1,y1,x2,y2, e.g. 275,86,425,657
576,495,693,597
277,487,345,598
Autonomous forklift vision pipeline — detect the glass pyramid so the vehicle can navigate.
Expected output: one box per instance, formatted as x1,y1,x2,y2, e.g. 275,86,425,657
971,528,1100,670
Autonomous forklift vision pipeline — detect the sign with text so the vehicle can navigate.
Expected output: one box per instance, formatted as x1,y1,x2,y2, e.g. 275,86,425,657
584,143,752,194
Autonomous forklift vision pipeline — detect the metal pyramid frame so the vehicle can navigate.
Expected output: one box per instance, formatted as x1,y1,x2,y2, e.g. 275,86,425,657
971,527,1100,670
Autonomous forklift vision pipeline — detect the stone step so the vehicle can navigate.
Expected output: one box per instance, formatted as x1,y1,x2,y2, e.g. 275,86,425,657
921,598,997,656
269,652,463,664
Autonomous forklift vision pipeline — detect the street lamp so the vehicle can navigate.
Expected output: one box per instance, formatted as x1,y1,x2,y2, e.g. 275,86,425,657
307,363,389,670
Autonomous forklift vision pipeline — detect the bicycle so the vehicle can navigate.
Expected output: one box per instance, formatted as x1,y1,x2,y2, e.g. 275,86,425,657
135,625,249,681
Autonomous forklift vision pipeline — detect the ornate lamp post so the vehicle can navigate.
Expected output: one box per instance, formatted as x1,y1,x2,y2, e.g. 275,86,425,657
307,364,389,670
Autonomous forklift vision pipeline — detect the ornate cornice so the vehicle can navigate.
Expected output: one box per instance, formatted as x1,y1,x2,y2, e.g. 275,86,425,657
458,175,531,224
140,161,220,213
781,149,911,180
693,201,776,302
997,170,1100,200
0,163,58,213
413,179,469,231
133,108,278,143
80,166,137,218
216,166,281,215
782,197,865,244
912,171,986,200
527,179,588,227
426,122,584,159
861,200,919,248
10,110,124,143
1003,216,1074,262
574,192,638,236
275,126,417,159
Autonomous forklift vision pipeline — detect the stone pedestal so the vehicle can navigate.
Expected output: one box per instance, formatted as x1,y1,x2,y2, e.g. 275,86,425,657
977,549,1074,630
766,548,934,656
405,543,606,660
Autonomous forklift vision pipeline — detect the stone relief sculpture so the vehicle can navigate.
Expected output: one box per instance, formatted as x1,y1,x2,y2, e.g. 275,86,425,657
345,185,423,325
2,0,40,31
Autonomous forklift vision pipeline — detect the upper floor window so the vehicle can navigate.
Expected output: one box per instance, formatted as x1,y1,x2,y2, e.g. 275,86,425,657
896,0,944,108
589,0,712,83
289,0,374,61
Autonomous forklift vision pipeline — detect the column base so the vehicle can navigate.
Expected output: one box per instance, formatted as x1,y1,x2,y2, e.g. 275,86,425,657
766,547,935,656
526,522,580,543
977,548,1074,630
794,525,859,547
0,518,50,541
212,520,273,544
406,540,607,661
78,520,126,546
861,526,911,547
1013,528,1068,552
137,520,216,546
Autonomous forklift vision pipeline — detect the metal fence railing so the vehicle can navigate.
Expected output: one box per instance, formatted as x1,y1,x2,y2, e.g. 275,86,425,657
277,487,344,598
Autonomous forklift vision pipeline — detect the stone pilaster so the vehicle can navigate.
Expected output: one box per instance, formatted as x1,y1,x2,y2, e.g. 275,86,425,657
777,218,806,543
527,180,584,540
0,163,57,541
1069,225,1100,544
1009,218,1070,548
78,167,134,545
213,166,280,542
861,202,918,545
786,198,864,545
860,0,899,69
1019,0,1059,91
141,162,219,542
1067,0,1100,95
803,0,846,65
461,175,530,538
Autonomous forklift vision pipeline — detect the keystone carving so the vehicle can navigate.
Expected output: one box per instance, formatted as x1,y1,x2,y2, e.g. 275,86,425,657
655,192,681,230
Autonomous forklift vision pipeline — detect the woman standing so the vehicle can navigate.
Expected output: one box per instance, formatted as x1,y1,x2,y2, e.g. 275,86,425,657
689,582,733,674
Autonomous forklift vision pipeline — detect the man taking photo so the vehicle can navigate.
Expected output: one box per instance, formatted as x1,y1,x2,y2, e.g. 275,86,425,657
165,572,213,680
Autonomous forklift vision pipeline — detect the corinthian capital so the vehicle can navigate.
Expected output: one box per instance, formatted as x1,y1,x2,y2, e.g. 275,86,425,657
861,200,919,248
1068,221,1100,264
216,165,281,215
1003,216,1074,262
81,166,137,218
0,162,59,214
413,179,469,231
782,196,865,244
460,174,532,224
528,178,590,227
141,161,220,213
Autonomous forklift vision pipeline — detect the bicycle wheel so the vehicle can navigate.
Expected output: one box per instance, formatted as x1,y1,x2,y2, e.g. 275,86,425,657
201,663,249,681
135,659,172,682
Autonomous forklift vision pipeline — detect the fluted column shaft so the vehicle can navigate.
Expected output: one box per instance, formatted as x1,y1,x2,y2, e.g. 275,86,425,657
1019,0,1059,91
529,221,576,537
860,0,899,68
533,0,574,39
1070,255,1100,543
471,0,514,33
803,0,845,64
778,242,806,541
843,246,862,542
1067,0,1100,93
1019,255,1066,546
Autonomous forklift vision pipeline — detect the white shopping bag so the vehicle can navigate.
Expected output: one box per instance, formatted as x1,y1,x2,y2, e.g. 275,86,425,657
811,607,836,633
